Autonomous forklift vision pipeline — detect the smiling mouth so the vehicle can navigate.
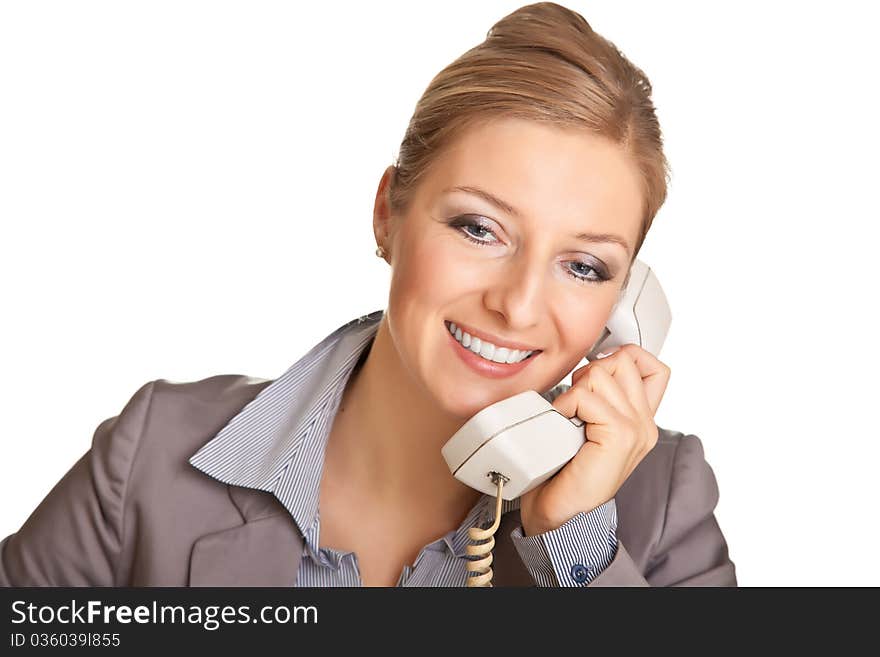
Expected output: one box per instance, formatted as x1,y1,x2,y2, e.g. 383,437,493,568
445,320,542,363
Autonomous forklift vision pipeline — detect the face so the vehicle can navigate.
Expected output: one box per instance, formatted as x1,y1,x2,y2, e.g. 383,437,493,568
374,117,644,420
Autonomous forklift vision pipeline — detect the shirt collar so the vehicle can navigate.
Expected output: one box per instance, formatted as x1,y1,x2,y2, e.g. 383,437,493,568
188,308,520,556
188,310,385,539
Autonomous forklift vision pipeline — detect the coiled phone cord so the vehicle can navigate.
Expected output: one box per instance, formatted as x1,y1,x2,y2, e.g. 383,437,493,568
465,472,509,587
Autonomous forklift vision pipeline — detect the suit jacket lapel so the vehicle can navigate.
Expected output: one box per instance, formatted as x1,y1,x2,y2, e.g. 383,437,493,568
189,485,305,586
188,483,534,587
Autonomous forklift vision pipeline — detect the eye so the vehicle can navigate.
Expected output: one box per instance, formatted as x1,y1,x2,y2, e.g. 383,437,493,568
566,261,609,284
448,214,611,285
449,215,502,246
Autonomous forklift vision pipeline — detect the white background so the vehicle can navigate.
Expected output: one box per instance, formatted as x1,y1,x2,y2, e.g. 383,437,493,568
1,1,877,586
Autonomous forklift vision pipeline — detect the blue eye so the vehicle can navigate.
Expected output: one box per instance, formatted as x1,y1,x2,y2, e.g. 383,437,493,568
448,215,610,285
452,215,501,245
567,261,607,284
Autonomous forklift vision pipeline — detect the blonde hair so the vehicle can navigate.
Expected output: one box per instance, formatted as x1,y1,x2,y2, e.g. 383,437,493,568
389,1,670,262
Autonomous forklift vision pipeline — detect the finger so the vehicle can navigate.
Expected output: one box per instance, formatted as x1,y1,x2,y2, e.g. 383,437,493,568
550,383,624,442
614,345,671,416
585,348,653,421
570,364,636,420
581,364,656,466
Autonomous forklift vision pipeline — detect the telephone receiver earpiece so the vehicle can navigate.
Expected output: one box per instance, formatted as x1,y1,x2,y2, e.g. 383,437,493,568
584,259,672,361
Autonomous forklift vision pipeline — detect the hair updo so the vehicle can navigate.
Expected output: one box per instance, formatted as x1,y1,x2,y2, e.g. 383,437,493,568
388,1,670,262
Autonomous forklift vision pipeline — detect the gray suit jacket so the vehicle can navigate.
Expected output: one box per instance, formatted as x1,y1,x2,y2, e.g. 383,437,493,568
0,375,737,586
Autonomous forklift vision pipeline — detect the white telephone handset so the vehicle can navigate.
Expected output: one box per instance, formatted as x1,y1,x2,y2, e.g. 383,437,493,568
441,259,672,501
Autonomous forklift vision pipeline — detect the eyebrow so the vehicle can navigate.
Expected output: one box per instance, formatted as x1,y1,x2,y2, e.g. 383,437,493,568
444,184,632,256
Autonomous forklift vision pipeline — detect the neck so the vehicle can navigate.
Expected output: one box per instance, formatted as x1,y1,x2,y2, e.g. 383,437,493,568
324,316,483,520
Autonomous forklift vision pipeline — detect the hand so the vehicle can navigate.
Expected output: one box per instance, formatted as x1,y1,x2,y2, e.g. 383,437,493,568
519,344,671,536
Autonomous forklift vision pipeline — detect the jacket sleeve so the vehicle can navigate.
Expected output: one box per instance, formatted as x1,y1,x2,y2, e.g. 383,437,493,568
587,433,738,587
0,380,156,586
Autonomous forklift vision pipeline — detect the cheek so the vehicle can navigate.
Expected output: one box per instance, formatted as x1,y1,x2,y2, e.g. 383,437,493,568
389,232,473,302
558,298,616,352
385,232,461,354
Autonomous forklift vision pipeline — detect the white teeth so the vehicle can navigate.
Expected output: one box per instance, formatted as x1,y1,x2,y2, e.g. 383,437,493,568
480,342,495,361
493,347,511,364
447,321,534,364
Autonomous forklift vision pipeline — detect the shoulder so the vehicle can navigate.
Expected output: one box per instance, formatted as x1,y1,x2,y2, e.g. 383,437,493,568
617,420,720,516
614,426,724,571
630,429,735,584
150,373,273,406
138,372,273,443
644,427,720,514
109,374,272,440
90,374,273,484
110,373,272,416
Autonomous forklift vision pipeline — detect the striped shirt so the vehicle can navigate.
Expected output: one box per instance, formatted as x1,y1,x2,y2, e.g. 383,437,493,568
189,310,618,586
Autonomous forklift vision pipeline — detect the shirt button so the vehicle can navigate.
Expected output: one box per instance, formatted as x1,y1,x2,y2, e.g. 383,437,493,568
571,563,592,583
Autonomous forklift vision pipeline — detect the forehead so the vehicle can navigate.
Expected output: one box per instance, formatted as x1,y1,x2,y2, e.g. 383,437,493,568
421,117,644,244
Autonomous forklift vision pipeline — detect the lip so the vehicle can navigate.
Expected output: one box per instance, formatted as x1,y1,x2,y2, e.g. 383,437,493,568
445,320,541,352
445,321,541,379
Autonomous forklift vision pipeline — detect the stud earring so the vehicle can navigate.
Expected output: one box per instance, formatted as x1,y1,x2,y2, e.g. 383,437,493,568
375,245,387,258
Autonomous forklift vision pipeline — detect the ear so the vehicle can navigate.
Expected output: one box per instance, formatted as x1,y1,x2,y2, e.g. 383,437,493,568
373,165,397,260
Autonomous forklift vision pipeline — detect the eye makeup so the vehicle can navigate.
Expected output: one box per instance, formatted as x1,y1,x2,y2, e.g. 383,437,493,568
446,214,612,284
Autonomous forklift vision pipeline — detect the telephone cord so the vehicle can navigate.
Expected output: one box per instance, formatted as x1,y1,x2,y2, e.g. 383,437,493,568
465,473,507,587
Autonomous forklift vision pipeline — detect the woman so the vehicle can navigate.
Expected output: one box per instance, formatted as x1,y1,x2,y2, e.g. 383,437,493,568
0,2,736,587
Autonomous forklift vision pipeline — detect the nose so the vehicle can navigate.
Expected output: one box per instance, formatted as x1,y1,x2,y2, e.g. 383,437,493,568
481,255,545,331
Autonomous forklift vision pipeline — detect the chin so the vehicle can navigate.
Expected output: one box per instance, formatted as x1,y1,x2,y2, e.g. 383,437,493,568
432,380,514,422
